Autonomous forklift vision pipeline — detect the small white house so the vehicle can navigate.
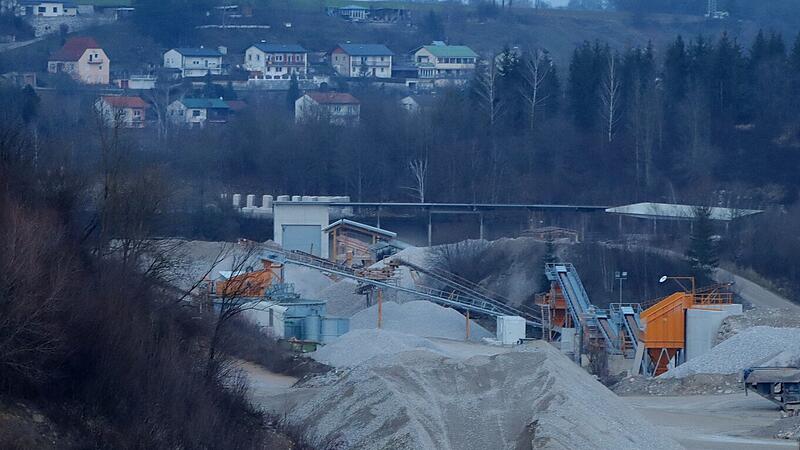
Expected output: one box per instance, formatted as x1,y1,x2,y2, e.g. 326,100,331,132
163,47,224,78
167,98,231,128
400,95,436,114
17,0,77,17
331,43,393,79
295,91,360,126
244,43,308,79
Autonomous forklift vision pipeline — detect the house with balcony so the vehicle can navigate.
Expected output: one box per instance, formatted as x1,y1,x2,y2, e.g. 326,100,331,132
295,92,360,126
95,95,148,128
244,43,308,79
163,47,224,78
412,41,478,85
331,43,393,79
167,98,230,128
17,1,77,17
48,36,109,84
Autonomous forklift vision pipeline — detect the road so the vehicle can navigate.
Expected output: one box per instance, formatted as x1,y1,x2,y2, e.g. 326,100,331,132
0,37,44,53
714,267,800,311
626,394,799,449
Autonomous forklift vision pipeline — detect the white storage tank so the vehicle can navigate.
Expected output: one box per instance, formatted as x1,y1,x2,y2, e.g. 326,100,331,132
496,316,526,345
232,194,241,208
277,195,290,202
262,195,273,209
246,194,255,208
291,195,301,202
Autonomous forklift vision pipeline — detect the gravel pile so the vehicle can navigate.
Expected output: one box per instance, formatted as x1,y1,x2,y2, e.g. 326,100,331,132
291,341,682,450
662,326,800,378
717,307,800,344
350,300,493,342
310,329,446,368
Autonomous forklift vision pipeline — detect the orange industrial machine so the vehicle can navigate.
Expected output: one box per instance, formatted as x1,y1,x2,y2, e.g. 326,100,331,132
639,284,733,375
213,259,284,298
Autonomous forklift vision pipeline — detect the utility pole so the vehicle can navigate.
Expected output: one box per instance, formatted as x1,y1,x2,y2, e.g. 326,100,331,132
615,271,627,303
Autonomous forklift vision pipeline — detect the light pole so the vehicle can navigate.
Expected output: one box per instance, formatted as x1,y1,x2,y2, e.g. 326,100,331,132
615,271,627,303
659,275,696,296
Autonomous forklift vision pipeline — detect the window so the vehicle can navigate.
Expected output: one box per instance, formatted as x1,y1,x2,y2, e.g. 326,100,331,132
248,54,251,61
192,110,201,117
256,54,260,60
38,6,45,12
276,55,283,61
134,110,141,117
53,6,57,12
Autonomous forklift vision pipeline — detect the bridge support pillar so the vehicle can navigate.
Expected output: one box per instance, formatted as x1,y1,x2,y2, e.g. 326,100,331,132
427,210,432,246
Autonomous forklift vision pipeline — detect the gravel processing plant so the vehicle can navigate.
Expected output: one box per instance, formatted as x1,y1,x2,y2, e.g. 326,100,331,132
179,235,800,449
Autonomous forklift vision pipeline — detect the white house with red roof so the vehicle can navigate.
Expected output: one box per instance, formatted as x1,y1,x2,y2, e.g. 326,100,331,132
48,37,109,84
95,96,148,128
295,91,360,125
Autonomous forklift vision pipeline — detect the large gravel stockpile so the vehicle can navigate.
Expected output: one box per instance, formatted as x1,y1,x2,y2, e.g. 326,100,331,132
310,329,447,368
662,326,800,378
350,300,493,341
716,307,800,343
291,342,682,450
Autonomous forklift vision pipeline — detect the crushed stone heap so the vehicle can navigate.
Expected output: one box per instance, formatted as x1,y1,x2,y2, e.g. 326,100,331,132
293,341,682,450
349,300,493,341
662,326,800,379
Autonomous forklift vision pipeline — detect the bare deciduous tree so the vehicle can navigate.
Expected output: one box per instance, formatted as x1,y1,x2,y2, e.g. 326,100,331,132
404,158,428,203
520,49,552,131
204,242,267,379
474,57,505,129
600,53,622,143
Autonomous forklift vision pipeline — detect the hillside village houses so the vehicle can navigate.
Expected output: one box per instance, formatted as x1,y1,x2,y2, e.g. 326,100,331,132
331,43,393,78
163,47,225,78
27,32,482,132
95,95,147,128
244,43,308,80
413,41,478,84
295,92,360,126
48,36,109,84
168,98,231,128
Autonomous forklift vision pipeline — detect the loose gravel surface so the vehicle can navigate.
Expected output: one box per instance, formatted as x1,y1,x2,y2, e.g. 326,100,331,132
613,374,741,396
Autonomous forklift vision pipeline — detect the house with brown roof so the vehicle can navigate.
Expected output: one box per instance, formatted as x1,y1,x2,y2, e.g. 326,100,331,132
48,37,109,84
295,91,360,125
95,95,147,128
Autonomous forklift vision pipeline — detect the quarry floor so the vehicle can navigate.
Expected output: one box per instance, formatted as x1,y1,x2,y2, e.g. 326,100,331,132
626,394,796,450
